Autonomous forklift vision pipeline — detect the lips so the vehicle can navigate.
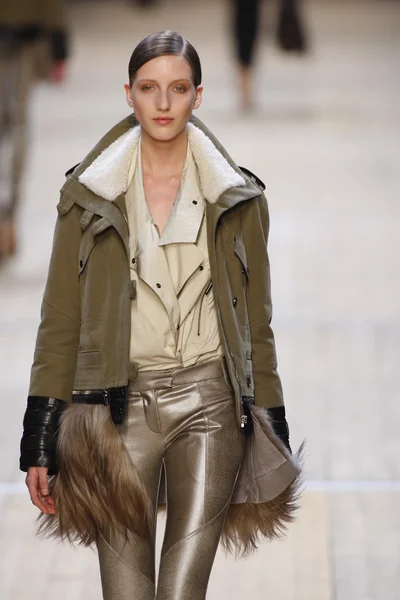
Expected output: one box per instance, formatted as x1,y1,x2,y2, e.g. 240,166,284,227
153,118,174,125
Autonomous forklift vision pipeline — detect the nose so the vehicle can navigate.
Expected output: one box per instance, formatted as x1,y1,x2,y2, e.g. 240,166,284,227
156,88,171,112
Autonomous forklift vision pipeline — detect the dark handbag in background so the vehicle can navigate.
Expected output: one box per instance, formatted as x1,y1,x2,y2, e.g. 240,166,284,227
276,0,309,53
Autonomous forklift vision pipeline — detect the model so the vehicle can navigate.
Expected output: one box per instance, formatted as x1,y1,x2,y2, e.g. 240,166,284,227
19,30,302,600
0,0,68,258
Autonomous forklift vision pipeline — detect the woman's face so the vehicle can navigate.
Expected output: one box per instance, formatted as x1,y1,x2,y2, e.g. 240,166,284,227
125,54,203,142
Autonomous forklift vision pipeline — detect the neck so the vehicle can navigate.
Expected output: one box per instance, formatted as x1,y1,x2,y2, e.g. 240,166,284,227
141,126,188,178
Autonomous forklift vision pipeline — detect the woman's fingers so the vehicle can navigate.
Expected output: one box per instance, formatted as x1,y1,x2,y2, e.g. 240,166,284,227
26,467,48,513
43,494,56,514
38,467,49,497
25,467,56,514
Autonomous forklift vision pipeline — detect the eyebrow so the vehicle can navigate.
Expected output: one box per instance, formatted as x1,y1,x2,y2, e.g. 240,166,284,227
136,78,191,85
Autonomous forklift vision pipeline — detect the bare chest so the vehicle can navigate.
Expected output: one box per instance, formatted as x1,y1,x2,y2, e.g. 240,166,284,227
143,175,180,236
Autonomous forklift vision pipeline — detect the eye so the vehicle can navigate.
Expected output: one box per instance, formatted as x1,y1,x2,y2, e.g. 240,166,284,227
141,84,154,92
174,84,186,93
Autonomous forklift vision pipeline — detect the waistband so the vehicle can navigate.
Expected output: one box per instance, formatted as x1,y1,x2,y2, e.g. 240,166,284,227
128,356,229,392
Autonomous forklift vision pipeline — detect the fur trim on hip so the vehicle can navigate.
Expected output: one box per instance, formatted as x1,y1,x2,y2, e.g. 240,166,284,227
221,443,304,557
37,403,152,546
221,403,305,557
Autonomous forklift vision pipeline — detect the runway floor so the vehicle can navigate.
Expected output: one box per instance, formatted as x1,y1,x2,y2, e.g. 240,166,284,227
1,0,399,598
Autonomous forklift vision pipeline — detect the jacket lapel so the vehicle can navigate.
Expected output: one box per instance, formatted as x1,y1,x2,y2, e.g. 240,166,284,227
61,112,262,261
62,177,130,257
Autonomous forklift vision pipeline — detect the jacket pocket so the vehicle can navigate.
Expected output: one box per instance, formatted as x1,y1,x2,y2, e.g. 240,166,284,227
180,280,221,359
78,218,114,275
234,234,249,282
230,234,251,343
76,350,102,369
78,232,95,275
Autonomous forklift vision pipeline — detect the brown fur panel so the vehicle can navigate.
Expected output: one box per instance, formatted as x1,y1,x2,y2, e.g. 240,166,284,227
221,441,305,558
37,404,153,546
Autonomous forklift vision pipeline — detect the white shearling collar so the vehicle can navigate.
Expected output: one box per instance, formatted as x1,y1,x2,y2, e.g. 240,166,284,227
78,122,246,204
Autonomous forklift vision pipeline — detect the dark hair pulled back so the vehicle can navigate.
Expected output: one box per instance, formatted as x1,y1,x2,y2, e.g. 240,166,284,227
128,30,202,88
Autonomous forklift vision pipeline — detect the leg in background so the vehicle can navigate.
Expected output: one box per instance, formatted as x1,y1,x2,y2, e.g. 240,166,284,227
11,43,34,220
0,42,33,258
233,0,260,109
0,43,16,258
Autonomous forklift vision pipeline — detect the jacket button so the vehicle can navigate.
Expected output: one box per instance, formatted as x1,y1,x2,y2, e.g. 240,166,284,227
246,375,252,387
131,257,136,265
192,200,198,205
232,296,237,307
79,259,83,268
156,283,161,288
241,267,246,274
199,265,204,271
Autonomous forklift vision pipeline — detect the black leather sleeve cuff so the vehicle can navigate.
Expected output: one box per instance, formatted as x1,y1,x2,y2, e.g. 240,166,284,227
19,396,66,475
265,406,292,453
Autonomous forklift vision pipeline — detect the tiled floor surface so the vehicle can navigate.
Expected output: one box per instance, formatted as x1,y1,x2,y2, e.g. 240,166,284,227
1,0,399,598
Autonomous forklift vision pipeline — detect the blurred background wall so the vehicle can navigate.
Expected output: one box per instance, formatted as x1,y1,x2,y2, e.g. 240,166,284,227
0,1,399,599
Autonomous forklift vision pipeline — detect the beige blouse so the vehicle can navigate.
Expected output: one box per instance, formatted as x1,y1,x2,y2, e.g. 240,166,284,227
125,133,224,372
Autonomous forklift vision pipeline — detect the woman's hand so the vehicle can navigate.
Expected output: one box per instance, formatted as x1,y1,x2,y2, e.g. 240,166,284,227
25,467,56,515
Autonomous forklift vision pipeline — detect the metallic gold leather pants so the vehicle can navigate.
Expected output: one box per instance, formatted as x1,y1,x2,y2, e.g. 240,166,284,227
96,357,245,600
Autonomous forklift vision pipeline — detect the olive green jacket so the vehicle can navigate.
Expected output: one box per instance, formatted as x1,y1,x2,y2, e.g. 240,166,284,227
28,114,284,426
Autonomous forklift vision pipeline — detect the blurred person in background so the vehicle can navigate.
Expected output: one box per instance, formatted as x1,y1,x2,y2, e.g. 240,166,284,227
131,0,158,7
232,0,260,109
0,0,68,260
232,0,308,109
19,30,301,600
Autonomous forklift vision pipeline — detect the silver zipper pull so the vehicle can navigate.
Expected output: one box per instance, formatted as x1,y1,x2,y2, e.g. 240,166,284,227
240,415,248,428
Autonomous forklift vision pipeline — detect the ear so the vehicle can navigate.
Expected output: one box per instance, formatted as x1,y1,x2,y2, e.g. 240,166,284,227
193,85,203,110
124,83,133,107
